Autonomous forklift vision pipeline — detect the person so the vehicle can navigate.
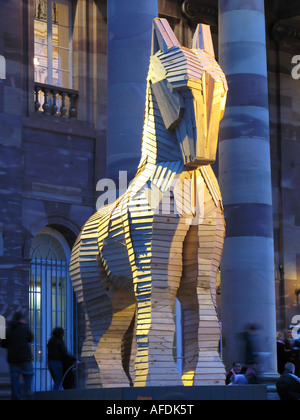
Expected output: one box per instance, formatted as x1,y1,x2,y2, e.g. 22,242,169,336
47,327,76,390
276,362,300,400
285,329,300,376
277,331,288,374
228,374,248,385
245,363,258,384
243,324,261,366
0,311,34,400
226,361,243,385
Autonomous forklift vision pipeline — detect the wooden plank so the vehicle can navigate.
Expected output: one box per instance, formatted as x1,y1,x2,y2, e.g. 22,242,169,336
151,80,183,130
154,18,180,52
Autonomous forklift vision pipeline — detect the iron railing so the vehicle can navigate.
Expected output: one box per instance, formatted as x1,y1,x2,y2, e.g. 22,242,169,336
29,258,74,391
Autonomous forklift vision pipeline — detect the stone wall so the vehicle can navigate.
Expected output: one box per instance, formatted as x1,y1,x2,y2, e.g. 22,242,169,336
0,0,107,387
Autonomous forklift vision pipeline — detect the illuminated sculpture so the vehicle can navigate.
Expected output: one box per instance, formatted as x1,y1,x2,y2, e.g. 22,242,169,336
70,18,228,387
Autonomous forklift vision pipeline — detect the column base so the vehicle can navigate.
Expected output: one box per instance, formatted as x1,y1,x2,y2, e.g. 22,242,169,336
258,371,280,392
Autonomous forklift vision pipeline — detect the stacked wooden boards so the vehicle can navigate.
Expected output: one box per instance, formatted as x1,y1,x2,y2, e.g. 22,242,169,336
70,18,228,387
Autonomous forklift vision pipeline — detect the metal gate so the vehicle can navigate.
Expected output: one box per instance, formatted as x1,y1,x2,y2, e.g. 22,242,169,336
29,231,74,391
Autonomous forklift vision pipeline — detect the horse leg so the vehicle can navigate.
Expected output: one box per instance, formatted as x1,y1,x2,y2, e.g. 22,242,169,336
122,311,137,386
176,224,200,386
133,213,189,387
193,204,226,385
94,289,136,387
70,210,115,387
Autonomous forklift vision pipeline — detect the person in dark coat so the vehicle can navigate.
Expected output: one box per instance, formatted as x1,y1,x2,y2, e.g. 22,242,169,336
47,327,76,390
0,311,34,400
243,324,261,366
277,332,288,374
276,362,300,400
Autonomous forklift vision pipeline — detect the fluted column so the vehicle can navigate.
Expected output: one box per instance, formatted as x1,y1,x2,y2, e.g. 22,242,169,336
218,0,278,376
107,0,158,184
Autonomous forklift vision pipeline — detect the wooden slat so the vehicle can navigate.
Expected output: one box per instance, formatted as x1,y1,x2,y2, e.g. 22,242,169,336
154,18,180,52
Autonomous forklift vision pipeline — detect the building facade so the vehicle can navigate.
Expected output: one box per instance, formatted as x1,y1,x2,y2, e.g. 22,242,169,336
0,0,300,393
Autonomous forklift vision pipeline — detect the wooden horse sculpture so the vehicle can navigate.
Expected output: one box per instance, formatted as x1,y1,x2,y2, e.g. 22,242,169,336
70,18,228,387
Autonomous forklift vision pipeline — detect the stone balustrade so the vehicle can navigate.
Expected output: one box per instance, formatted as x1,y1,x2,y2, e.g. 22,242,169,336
34,83,78,118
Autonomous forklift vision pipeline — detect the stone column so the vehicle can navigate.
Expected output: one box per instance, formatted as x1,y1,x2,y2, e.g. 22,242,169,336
218,0,278,377
107,0,158,185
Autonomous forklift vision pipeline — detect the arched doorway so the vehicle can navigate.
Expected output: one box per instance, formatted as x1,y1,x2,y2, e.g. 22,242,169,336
29,227,74,391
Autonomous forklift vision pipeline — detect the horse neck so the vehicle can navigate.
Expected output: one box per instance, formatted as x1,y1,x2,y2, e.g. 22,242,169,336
139,82,182,168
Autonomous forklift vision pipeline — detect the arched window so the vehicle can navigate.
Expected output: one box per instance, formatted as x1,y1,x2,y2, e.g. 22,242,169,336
29,227,74,391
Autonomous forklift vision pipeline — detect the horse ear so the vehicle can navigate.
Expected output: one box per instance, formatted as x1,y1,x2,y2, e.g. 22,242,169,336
191,23,215,57
152,18,180,55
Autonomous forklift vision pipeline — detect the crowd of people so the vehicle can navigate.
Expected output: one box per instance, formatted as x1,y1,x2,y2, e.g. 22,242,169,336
275,329,300,400
2,311,300,399
0,311,77,400
276,330,300,376
225,328,300,400
225,361,259,385
225,324,262,386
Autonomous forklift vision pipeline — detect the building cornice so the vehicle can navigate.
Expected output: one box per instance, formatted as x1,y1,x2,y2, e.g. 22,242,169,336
272,21,300,42
181,0,217,26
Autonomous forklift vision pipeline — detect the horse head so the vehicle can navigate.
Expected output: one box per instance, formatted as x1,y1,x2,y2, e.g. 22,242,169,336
148,18,228,166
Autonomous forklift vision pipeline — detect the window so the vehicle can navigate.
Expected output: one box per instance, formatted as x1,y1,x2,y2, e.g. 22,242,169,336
29,227,75,391
34,0,72,88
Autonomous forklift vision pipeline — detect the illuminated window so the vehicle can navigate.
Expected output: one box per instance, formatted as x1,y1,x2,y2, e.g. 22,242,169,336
34,0,72,88
29,227,74,391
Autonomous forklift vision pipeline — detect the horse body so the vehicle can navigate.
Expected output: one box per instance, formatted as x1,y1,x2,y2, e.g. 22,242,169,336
70,18,228,387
